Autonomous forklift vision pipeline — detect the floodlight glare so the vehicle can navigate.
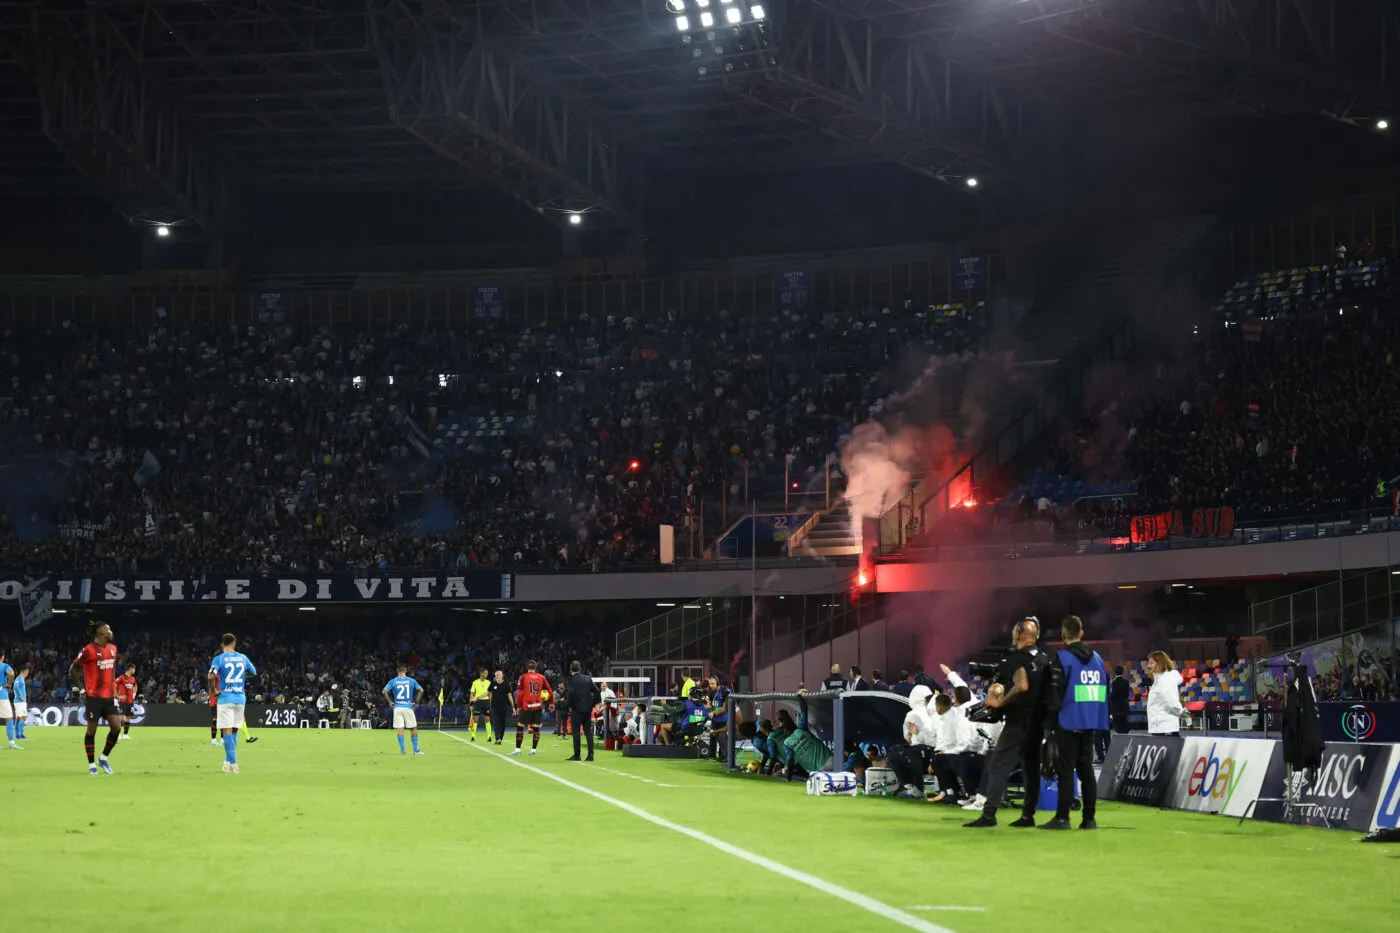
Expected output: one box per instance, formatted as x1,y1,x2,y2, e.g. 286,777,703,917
676,15,690,30
965,177,979,188
156,224,170,237
696,0,709,7
1377,118,1390,130
750,4,765,19
665,0,685,12
568,212,583,225
725,6,741,23
700,10,713,26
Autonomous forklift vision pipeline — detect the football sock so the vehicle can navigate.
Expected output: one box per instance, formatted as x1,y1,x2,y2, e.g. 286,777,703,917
122,722,130,735
102,731,118,757
84,733,96,763
210,715,217,739
397,734,406,753
223,732,237,764
530,725,541,749
515,726,524,749
411,734,420,753
5,720,12,741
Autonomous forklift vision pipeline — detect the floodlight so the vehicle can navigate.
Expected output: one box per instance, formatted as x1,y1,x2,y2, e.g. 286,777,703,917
665,0,685,12
750,3,765,19
568,212,583,225
156,224,170,237
965,177,979,188
676,15,690,30
700,10,713,26
696,0,709,7
725,6,741,23
1377,118,1390,130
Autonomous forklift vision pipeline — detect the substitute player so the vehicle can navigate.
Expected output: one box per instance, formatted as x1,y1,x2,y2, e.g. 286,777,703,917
511,660,550,756
68,622,122,774
12,663,28,742
0,650,17,750
115,664,138,740
208,633,257,774
468,667,492,742
382,663,424,755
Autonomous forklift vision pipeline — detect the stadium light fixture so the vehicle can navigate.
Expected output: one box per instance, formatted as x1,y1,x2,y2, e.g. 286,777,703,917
725,6,741,23
750,3,765,19
676,15,689,30
965,177,979,188
156,224,170,237
1377,118,1390,130
568,211,583,225
700,10,713,26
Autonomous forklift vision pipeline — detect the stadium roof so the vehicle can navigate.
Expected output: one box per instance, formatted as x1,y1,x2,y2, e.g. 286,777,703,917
0,0,1395,247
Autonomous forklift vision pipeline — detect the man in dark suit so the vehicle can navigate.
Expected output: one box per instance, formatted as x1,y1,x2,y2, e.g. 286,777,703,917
1109,665,1131,734
848,665,870,692
565,660,601,761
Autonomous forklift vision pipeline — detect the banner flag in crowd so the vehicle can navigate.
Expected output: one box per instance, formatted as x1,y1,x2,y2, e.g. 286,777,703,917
19,577,53,631
133,448,162,487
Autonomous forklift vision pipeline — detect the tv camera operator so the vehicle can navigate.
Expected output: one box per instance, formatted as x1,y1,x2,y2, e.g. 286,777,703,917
963,616,1052,829
1040,615,1108,831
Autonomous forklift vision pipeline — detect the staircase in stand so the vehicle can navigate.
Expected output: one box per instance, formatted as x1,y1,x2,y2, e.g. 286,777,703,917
791,501,861,557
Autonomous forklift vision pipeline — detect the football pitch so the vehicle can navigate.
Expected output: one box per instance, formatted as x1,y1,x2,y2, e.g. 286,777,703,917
5,728,1395,932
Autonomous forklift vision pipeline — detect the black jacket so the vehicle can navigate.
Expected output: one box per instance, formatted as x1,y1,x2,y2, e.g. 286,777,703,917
565,672,601,714
820,675,847,692
849,676,870,692
1110,676,1131,716
1282,668,1325,770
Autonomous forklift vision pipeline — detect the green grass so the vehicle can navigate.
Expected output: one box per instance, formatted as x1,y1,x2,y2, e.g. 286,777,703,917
4,727,1396,931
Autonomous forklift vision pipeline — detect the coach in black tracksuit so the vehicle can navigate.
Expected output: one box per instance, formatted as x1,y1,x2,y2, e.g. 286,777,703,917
488,670,514,745
565,661,601,761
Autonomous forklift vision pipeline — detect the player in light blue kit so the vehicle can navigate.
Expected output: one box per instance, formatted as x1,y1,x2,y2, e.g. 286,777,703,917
382,663,424,756
0,650,18,750
12,664,28,742
208,633,257,774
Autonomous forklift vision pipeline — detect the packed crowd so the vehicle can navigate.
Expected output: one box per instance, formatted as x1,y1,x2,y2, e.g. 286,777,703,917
5,617,611,709
996,254,1399,535
0,301,981,574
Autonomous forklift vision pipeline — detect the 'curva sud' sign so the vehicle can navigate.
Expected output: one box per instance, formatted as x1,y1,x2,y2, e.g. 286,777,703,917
0,572,514,605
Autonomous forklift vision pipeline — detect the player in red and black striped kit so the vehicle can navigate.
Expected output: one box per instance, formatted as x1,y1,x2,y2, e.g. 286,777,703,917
67,622,123,775
114,665,138,740
511,661,550,757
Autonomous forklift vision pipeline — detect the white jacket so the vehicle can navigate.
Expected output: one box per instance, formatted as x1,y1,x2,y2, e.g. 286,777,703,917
1146,669,1185,734
936,706,970,754
903,685,939,748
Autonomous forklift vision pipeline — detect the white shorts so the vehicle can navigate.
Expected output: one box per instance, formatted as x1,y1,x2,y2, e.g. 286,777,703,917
392,707,418,730
13,703,26,719
0,700,11,719
216,703,247,730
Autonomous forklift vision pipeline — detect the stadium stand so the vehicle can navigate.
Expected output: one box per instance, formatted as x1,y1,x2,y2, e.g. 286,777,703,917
953,252,1399,542
0,301,984,574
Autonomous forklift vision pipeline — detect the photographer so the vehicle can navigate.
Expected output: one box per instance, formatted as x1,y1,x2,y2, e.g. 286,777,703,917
1041,615,1108,831
964,616,1051,829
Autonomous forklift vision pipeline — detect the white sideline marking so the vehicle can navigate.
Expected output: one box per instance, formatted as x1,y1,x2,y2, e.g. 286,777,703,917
439,731,957,933
905,906,987,913
586,762,735,789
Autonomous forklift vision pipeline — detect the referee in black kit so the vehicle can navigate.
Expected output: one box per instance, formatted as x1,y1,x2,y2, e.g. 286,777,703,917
965,616,1052,828
565,660,601,762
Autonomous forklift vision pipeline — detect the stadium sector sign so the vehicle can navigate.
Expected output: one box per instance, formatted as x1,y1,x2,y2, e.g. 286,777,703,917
0,572,514,605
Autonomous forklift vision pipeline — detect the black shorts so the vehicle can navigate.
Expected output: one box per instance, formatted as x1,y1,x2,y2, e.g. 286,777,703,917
119,701,138,719
472,700,490,716
85,697,122,722
517,709,542,726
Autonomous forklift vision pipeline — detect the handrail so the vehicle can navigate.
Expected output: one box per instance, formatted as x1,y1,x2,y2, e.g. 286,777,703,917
911,316,1138,536
785,508,827,554
885,505,1400,561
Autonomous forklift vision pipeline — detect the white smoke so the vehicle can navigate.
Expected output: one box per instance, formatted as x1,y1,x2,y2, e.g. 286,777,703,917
840,421,915,527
